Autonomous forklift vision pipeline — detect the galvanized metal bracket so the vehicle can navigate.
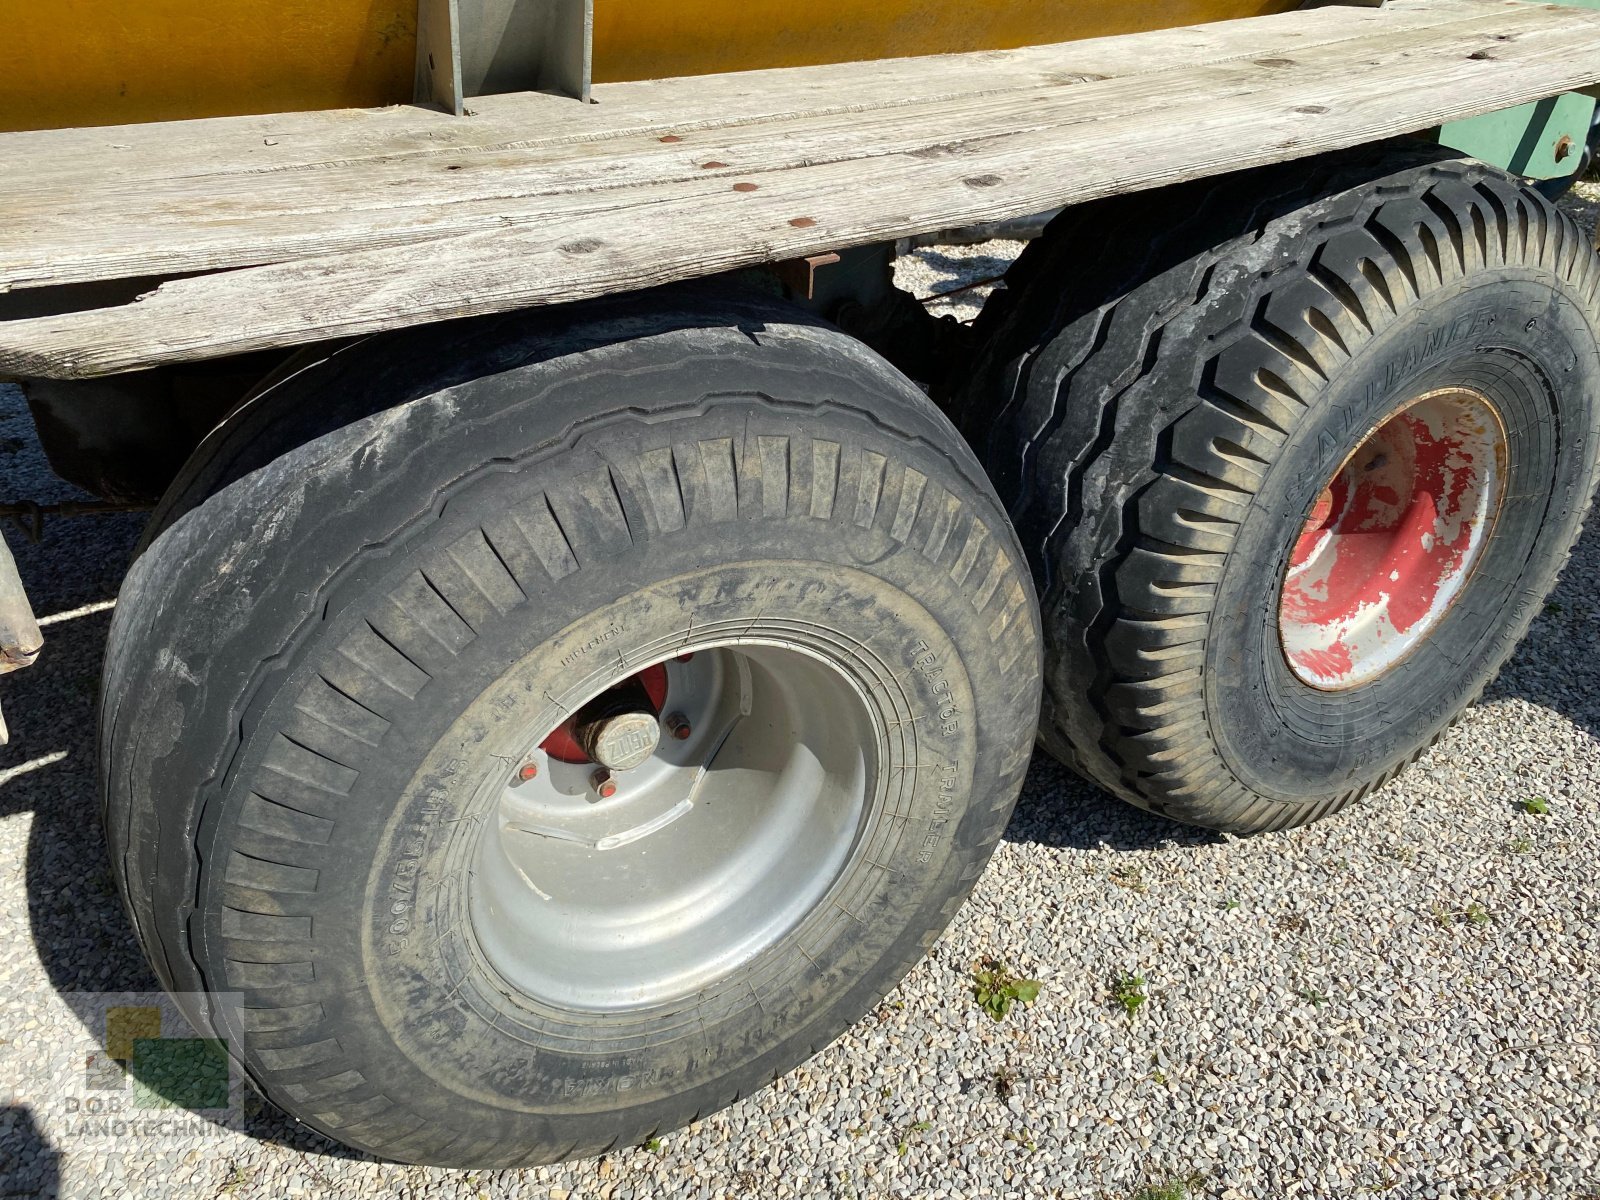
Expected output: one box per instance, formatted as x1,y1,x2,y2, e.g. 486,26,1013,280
416,0,592,114
0,528,43,745
415,0,466,116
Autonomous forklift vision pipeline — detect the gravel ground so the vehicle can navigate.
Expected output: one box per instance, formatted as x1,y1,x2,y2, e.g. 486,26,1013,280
3,187,1600,1200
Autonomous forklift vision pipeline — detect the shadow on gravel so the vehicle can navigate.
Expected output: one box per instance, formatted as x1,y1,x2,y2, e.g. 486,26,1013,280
0,1104,61,1198
0,518,360,1167
914,249,1016,297
1002,752,1220,854
1001,513,1600,851
1478,513,1600,746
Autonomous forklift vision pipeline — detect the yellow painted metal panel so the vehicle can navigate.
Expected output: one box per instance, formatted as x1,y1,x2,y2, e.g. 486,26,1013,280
594,0,1299,82
0,1,417,133
0,0,1297,132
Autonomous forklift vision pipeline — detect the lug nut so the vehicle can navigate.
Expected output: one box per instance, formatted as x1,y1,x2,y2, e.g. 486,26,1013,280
665,712,692,740
513,762,538,784
591,769,618,799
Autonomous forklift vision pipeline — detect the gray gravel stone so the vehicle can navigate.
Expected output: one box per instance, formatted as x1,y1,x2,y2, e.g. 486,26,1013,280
2,187,1599,1200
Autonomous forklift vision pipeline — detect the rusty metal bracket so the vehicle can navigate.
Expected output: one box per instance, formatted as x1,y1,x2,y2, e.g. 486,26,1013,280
0,529,43,745
772,252,842,301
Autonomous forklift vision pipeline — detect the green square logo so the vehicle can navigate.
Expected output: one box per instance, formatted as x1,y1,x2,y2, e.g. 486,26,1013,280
130,1037,230,1110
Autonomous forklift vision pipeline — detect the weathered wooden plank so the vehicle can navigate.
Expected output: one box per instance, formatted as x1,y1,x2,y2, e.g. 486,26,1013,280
0,0,1487,195
4,0,1600,378
0,1,1569,293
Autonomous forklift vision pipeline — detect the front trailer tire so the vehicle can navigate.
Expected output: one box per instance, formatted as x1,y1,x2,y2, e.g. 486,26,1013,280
958,145,1600,834
101,293,1041,1166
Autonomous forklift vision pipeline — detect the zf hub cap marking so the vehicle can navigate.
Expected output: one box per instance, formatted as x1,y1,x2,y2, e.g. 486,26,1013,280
470,641,879,1012
1277,386,1507,690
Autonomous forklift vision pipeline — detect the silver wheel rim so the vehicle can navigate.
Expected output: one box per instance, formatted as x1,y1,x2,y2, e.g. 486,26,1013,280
468,640,880,1012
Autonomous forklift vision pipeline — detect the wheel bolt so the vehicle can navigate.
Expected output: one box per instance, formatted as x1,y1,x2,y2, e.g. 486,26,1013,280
591,769,618,799
513,762,538,784
665,712,691,740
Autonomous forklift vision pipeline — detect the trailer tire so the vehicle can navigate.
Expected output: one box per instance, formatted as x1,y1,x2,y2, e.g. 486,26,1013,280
955,145,1600,834
101,290,1041,1166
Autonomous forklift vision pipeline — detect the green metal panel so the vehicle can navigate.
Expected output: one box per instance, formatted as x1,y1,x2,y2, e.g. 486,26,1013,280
1436,92,1595,180
1434,0,1599,180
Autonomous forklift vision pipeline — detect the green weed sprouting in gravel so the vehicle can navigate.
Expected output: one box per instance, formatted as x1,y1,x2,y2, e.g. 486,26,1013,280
1521,796,1550,816
1510,836,1534,854
1111,865,1148,893
1299,987,1330,1007
971,959,1042,1022
1004,1128,1037,1152
896,1120,933,1157
1221,898,1241,911
1110,972,1147,1019
1131,1171,1205,1200
1544,600,1564,615
1433,901,1494,928
643,1137,664,1153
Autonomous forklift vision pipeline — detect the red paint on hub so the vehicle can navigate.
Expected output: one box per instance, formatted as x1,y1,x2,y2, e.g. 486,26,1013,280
1278,389,1503,690
540,663,669,764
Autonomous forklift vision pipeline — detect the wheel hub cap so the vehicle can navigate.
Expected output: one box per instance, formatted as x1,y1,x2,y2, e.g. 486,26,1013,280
1277,386,1506,690
578,710,660,770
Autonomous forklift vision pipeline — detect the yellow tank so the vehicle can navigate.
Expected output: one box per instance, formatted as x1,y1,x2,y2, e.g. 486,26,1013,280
0,0,1294,133
0,1,418,133
594,1,1297,84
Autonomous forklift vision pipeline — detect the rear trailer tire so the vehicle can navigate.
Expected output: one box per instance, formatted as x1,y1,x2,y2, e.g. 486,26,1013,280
956,146,1600,834
101,293,1041,1166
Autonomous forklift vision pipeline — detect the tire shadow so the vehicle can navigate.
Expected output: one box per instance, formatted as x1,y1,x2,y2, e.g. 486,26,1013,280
1002,751,1220,853
1478,511,1600,744
1005,511,1600,852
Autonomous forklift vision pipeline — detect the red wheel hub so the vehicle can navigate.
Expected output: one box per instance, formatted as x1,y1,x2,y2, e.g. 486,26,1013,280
1278,387,1506,690
540,663,669,764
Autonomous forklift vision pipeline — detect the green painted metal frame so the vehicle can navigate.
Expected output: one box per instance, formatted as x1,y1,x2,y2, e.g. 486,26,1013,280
1434,0,1599,180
